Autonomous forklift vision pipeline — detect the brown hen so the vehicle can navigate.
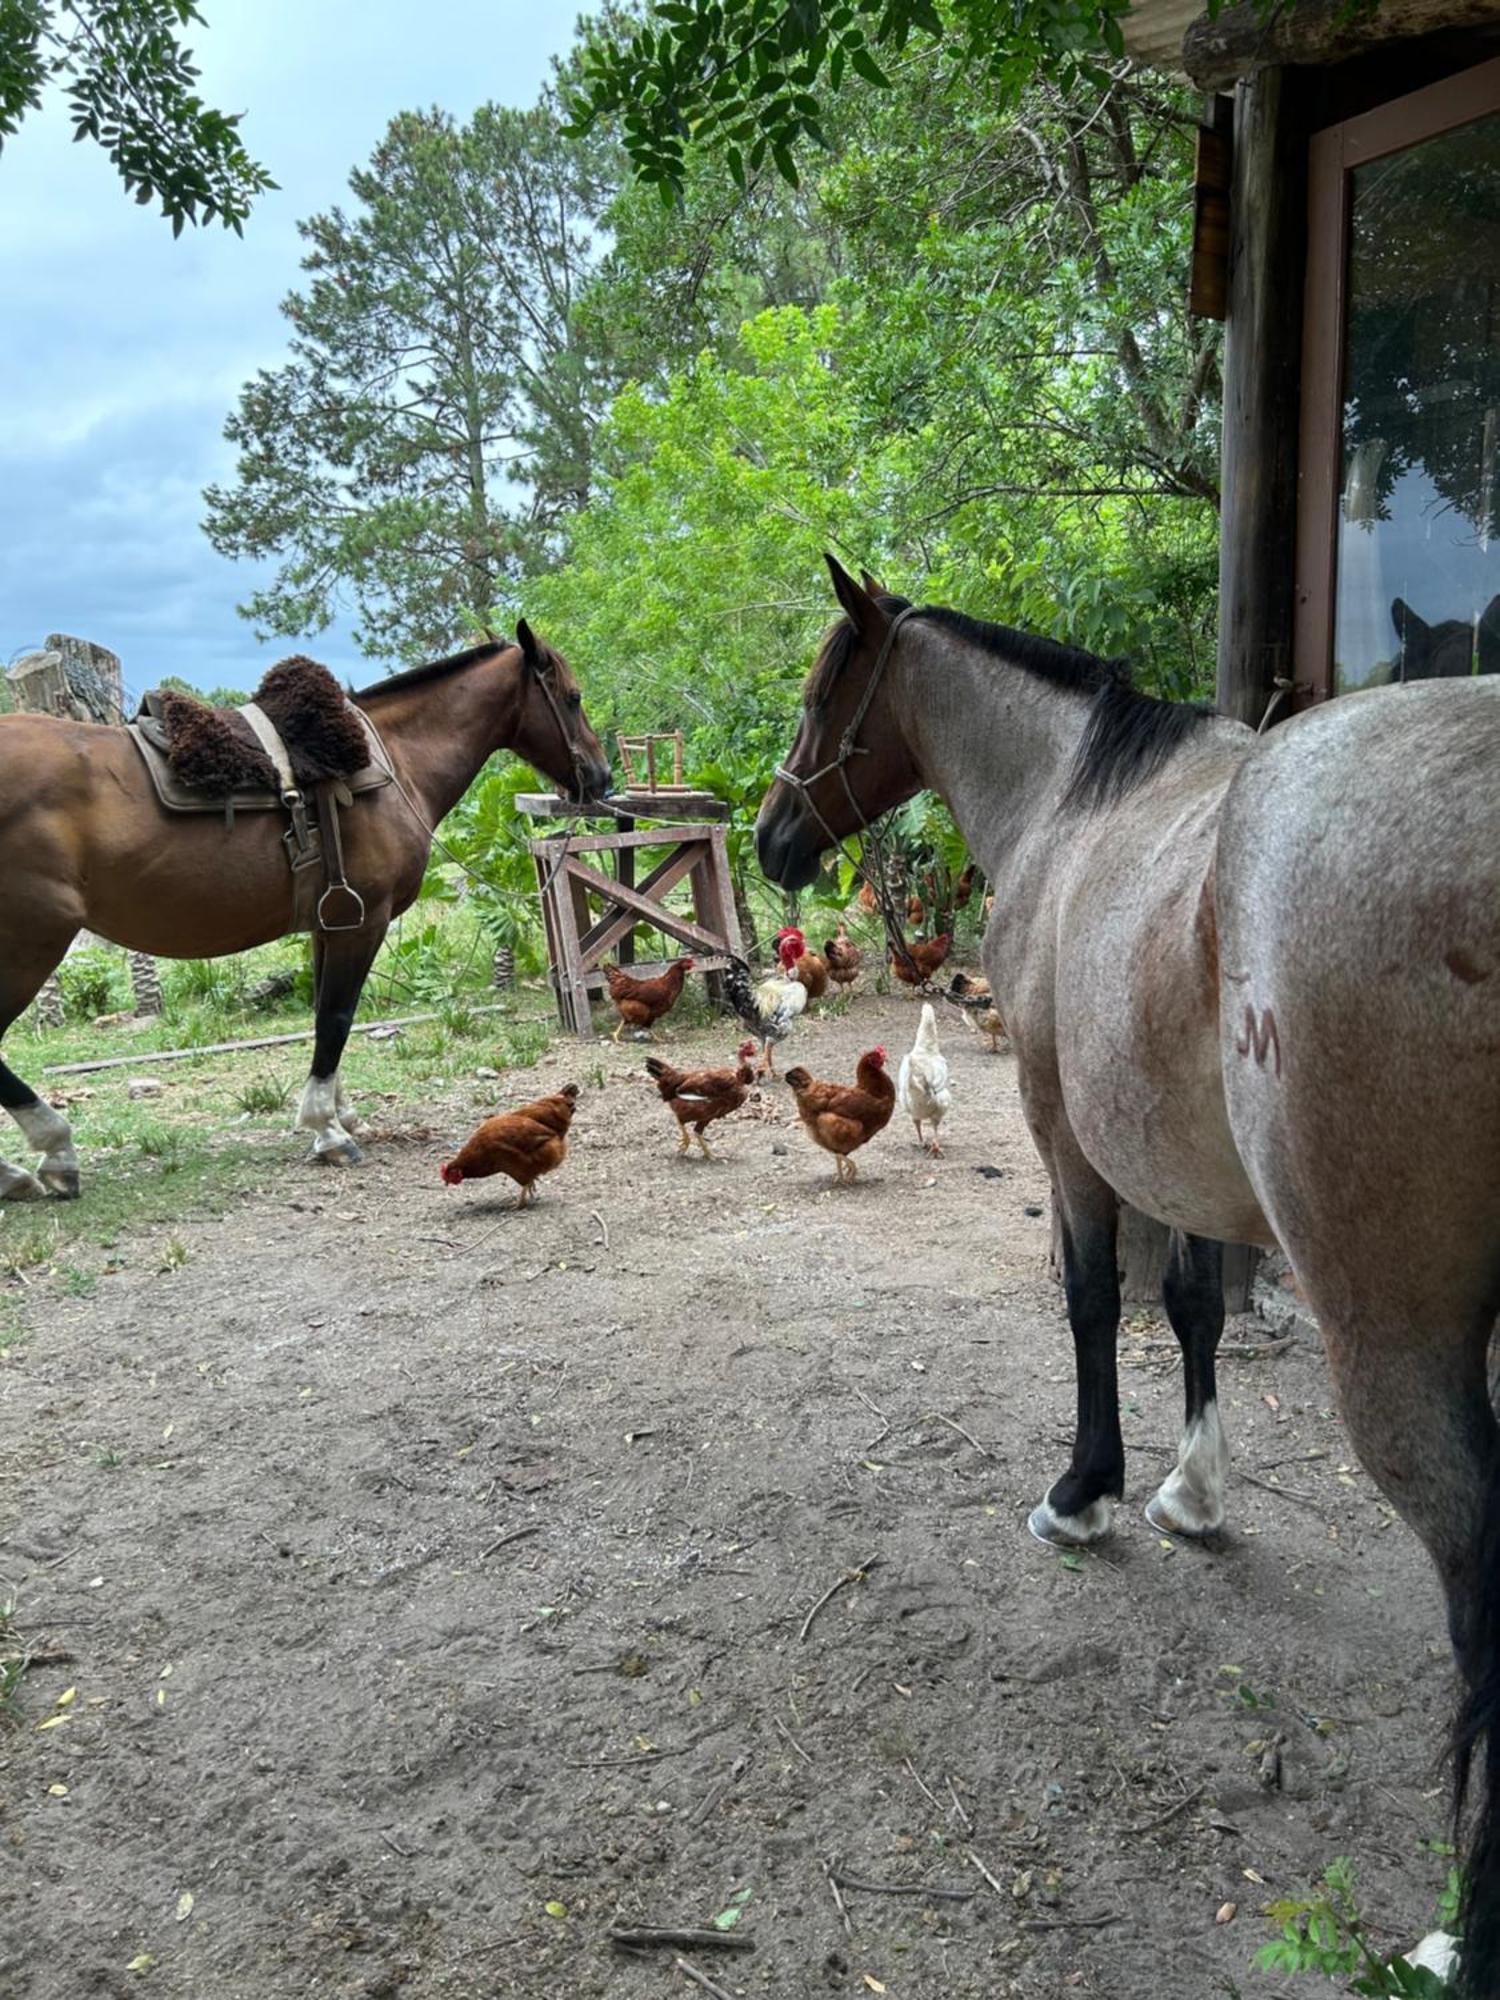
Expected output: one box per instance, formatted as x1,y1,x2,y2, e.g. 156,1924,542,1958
440,1085,579,1208
784,1048,895,1183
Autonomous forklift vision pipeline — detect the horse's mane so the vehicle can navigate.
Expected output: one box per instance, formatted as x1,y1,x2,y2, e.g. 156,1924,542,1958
806,598,1213,810
351,637,513,703
923,607,1215,810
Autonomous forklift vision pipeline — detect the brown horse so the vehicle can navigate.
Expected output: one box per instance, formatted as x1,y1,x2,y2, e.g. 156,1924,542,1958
757,557,1500,1994
0,622,609,1194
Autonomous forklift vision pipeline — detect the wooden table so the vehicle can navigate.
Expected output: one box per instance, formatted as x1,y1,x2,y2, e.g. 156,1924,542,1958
515,792,743,1039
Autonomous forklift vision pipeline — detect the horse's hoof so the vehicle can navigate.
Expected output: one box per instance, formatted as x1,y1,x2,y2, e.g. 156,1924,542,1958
1144,1492,1224,1539
310,1138,363,1166
1027,1494,1115,1547
0,1167,48,1203
41,1168,81,1201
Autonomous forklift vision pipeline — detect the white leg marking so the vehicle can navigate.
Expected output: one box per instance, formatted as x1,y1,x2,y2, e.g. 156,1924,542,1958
333,1075,365,1136
0,1157,48,1202
11,1101,78,1198
295,1076,362,1163
1146,1403,1230,1537
1027,1492,1116,1547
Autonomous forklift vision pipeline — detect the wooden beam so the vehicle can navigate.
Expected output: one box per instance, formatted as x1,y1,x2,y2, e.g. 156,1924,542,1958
1188,110,1232,321
1215,66,1309,727
577,846,703,962
527,825,728,856
559,856,728,959
1182,0,1500,91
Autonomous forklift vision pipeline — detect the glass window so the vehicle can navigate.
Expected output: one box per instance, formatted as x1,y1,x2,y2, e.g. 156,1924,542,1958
1333,113,1500,692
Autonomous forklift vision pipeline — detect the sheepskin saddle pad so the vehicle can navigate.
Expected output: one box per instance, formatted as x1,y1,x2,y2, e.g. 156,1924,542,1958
140,656,371,798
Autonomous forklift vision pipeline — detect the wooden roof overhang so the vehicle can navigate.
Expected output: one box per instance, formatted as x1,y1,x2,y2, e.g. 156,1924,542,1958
1124,0,1500,85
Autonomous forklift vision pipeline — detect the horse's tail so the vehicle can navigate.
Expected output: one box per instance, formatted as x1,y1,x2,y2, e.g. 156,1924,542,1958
1457,1447,1500,1996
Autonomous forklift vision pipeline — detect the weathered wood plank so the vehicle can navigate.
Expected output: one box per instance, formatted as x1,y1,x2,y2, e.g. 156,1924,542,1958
526,825,726,855
1183,0,1500,91
557,857,727,958
1215,67,1309,728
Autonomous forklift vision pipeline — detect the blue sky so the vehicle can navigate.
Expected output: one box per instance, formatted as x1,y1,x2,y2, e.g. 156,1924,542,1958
0,2,581,701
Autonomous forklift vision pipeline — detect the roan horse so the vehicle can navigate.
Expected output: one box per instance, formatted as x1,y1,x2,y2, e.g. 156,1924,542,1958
0,622,609,1195
757,557,1500,1992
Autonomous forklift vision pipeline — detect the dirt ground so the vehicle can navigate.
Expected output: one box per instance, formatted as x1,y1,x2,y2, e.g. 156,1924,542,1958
0,988,1459,2000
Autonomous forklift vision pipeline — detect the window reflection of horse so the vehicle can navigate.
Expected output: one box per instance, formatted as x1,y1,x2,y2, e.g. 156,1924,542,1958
1394,594,1500,678
0,624,610,1196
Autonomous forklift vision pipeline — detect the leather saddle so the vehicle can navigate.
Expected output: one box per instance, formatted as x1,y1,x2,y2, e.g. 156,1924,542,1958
128,692,394,934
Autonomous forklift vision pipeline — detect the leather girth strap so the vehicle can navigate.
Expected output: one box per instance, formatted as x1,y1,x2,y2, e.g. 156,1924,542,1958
238,702,367,933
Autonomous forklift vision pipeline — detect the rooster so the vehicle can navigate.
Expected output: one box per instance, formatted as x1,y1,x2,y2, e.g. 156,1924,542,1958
897,1002,952,1155
824,920,862,991
784,1047,895,1183
723,929,808,1074
440,1085,579,1208
605,955,695,1041
890,932,952,989
645,1040,758,1159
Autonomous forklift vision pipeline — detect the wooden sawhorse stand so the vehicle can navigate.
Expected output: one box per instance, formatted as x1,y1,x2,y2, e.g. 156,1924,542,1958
517,792,743,1039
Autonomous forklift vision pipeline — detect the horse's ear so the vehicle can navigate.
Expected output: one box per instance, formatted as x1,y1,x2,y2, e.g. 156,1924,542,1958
860,568,886,598
825,554,884,638
1392,597,1428,643
517,618,545,669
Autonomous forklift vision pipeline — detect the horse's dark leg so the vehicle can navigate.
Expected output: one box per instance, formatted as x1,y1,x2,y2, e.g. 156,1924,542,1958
0,935,81,1200
1145,1231,1229,1536
1028,1178,1123,1546
294,925,386,1165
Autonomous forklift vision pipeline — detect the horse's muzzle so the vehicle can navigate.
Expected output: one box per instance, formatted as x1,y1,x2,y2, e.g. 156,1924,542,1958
568,757,614,805
756,791,824,891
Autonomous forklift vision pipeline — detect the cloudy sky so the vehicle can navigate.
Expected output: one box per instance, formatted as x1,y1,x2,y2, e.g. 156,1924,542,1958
0,2,580,701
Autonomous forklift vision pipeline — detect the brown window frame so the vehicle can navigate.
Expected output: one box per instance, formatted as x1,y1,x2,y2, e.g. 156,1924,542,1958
1293,53,1500,707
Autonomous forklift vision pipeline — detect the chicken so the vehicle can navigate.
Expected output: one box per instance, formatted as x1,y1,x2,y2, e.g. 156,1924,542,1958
949,971,1007,1052
906,893,926,929
824,921,862,991
440,1085,579,1207
792,944,830,1001
889,932,952,989
784,1047,895,1183
723,929,808,1073
645,1040,758,1159
605,955,695,1041
897,1002,953,1155
858,879,880,916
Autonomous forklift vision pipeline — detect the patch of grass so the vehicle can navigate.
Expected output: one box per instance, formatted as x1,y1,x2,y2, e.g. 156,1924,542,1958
93,1446,123,1469
62,1266,96,1298
0,1296,25,1360
158,1238,189,1273
235,1077,290,1116
0,1594,24,1722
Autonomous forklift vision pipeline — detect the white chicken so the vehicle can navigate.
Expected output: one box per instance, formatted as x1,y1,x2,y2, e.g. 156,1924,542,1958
897,1001,952,1155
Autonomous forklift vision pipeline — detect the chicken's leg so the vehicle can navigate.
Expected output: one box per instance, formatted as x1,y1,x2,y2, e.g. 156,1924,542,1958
912,1117,925,1148
676,1125,692,1154
694,1128,716,1162
612,1018,626,1043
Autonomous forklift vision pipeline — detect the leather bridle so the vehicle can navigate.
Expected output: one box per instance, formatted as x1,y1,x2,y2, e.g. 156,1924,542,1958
771,605,936,988
528,650,596,804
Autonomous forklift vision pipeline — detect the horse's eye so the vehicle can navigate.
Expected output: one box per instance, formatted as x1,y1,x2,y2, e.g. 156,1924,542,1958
567,691,582,710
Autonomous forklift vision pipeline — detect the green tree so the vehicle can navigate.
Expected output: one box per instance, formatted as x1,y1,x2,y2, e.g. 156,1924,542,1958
568,0,1138,195
0,0,272,230
204,101,617,662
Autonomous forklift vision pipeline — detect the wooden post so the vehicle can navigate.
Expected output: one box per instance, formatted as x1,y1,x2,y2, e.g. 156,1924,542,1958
1216,67,1309,727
